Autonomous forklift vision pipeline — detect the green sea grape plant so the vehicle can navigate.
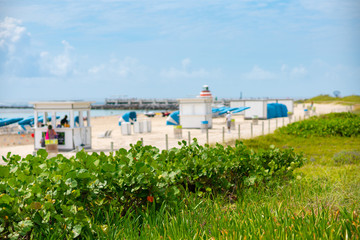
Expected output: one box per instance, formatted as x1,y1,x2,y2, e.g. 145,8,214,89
0,140,304,239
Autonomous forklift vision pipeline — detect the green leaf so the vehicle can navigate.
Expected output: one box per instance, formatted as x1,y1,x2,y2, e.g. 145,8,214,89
0,166,9,177
17,220,33,236
72,224,82,238
37,149,48,158
0,194,13,204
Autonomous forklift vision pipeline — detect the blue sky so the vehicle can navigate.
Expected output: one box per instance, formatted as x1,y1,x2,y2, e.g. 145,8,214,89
0,0,359,103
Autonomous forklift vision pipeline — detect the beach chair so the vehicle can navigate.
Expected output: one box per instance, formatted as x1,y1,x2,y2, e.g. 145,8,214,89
98,130,109,138
98,130,112,138
106,130,112,138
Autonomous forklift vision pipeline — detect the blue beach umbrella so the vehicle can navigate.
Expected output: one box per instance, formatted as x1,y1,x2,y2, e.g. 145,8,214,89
18,116,35,126
166,111,180,125
232,106,250,113
212,107,229,113
0,118,24,127
219,107,239,115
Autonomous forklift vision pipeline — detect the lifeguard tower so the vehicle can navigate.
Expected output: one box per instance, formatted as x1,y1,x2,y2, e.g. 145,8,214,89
178,85,213,129
31,101,94,151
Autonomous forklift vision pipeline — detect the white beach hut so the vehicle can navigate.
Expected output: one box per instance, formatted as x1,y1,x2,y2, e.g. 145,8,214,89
31,101,94,151
178,85,213,129
230,99,294,119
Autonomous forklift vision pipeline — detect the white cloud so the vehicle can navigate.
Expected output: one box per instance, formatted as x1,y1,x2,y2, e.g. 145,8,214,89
0,17,27,54
87,56,147,79
242,65,276,80
39,40,75,76
88,64,105,74
182,58,191,69
280,64,308,79
160,58,214,79
299,0,360,17
281,64,288,72
291,65,307,77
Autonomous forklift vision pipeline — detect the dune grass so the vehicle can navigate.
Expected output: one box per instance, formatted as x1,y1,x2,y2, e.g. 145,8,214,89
296,94,360,105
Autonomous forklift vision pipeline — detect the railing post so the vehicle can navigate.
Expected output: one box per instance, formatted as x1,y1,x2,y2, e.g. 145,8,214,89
276,119,278,129
165,134,168,150
111,142,113,152
188,131,191,145
222,127,225,143
251,123,253,138
206,128,209,145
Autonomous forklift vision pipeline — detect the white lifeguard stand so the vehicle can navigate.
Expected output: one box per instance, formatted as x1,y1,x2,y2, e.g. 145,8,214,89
31,101,94,151
178,85,213,129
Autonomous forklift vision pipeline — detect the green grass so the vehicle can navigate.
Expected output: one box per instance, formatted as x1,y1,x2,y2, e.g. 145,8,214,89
296,94,360,105
237,134,360,165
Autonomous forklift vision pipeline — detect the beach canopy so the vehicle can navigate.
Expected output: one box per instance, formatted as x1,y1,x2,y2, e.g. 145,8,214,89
0,118,23,127
166,111,180,125
232,106,251,113
212,107,229,113
18,116,59,125
267,103,288,119
216,107,250,115
18,116,36,126
18,116,61,130
218,107,241,115
119,111,137,125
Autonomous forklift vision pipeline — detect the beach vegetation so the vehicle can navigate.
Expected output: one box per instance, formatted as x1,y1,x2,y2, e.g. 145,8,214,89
295,94,360,105
0,112,359,239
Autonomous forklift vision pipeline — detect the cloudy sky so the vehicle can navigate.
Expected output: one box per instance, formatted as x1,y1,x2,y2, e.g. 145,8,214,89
0,0,359,103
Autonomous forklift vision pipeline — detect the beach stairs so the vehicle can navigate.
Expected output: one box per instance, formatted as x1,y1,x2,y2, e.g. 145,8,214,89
98,130,112,138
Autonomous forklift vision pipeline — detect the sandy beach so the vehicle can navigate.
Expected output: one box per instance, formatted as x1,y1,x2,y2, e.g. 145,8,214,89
0,103,352,162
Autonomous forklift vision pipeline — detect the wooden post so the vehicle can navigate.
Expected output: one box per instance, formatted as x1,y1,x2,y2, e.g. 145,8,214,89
282,117,284,126
140,138,143,146
165,134,168,150
262,121,264,135
111,142,114,152
276,119,278,129
188,131,191,145
251,123,253,138
238,124,240,139
222,127,225,143
206,128,209,145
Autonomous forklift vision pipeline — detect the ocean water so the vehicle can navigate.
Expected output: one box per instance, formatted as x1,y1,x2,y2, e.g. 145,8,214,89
0,108,160,119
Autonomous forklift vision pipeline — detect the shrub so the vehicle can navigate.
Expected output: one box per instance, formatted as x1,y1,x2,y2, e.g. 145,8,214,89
277,112,360,137
0,140,304,238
